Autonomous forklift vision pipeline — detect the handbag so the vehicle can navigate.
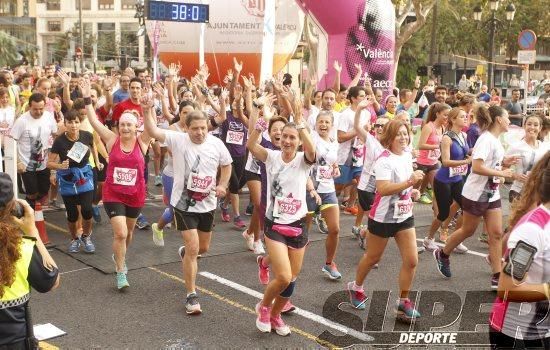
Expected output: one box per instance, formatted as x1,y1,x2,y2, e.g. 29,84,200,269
57,164,94,196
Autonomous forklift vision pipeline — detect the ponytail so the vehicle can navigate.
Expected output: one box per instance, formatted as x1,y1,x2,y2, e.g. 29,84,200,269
476,104,505,132
426,102,451,123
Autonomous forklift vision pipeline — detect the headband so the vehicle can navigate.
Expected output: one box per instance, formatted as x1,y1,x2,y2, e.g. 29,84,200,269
120,112,138,126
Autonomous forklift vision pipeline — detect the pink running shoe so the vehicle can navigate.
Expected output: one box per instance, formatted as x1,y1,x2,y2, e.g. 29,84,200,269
255,302,271,333
270,314,291,336
257,256,269,285
281,300,296,314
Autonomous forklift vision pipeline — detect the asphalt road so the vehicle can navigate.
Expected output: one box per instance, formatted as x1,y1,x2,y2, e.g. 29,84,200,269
30,187,503,350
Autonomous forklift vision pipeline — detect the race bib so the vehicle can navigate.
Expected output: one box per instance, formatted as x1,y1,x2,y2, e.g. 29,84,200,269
492,165,502,184
428,149,441,161
315,165,333,182
226,130,244,145
449,164,468,177
273,196,302,217
67,141,89,163
187,172,214,193
393,199,413,220
113,167,138,186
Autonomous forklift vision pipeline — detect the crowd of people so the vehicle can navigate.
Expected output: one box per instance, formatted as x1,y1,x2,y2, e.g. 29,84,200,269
1,58,549,348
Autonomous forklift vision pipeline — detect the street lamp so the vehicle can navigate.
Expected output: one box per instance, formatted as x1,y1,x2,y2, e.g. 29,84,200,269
473,1,515,89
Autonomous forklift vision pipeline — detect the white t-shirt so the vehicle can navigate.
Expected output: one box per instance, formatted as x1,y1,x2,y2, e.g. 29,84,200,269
357,132,384,191
307,109,339,139
369,150,414,223
462,131,505,203
10,112,57,172
165,131,232,213
506,140,549,193
336,107,370,166
311,132,338,193
265,149,312,224
501,205,550,340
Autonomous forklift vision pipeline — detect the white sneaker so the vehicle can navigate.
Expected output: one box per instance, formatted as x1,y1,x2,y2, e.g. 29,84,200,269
242,229,254,251
253,240,265,255
422,237,439,252
454,243,468,254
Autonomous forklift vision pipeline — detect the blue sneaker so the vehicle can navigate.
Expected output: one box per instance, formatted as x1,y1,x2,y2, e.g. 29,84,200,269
68,239,81,253
434,248,452,278
346,282,368,309
81,235,95,253
322,262,342,280
396,298,421,321
136,214,150,230
92,205,102,223
116,272,129,290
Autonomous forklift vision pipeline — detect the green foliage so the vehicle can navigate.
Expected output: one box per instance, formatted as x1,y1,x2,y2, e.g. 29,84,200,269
0,32,19,68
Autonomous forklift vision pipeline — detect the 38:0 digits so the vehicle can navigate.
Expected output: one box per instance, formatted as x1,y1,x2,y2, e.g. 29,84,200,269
171,4,201,21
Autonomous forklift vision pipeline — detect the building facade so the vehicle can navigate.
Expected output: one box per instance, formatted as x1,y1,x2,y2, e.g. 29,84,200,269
0,0,37,63
36,0,145,70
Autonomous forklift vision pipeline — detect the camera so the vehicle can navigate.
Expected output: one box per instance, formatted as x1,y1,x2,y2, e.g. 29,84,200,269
11,201,24,219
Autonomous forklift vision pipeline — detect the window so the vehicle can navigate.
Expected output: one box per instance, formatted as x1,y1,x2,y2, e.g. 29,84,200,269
76,0,91,10
46,0,60,10
120,23,139,61
98,0,114,10
97,23,116,61
48,20,61,32
121,0,135,10
0,1,16,16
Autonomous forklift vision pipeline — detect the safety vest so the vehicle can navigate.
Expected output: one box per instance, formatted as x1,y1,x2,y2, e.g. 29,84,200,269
0,237,35,309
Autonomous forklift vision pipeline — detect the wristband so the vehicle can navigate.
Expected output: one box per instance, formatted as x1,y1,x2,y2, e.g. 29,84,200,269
83,97,92,105
255,118,268,132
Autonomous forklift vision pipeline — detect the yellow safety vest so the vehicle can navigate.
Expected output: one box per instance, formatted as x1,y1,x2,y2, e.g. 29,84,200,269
0,237,35,307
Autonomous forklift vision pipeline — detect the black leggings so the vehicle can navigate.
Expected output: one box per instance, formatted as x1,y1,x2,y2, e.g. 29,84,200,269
61,191,94,223
433,178,464,222
229,155,247,194
490,327,549,349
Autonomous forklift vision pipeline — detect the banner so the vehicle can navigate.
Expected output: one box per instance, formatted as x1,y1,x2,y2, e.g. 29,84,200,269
146,0,305,83
296,0,396,95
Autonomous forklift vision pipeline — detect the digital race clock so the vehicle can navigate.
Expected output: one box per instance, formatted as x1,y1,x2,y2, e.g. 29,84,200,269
146,1,209,23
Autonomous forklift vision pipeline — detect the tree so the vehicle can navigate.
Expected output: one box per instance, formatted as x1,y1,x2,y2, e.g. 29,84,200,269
0,32,19,68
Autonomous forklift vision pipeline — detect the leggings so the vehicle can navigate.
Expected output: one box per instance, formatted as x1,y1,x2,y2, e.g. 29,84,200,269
433,178,464,222
61,190,95,223
161,173,174,223
229,155,247,194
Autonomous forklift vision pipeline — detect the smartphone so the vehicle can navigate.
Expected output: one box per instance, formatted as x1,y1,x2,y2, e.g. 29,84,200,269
503,240,537,281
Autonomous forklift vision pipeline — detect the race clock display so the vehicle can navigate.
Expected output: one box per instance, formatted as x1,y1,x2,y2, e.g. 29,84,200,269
146,1,209,23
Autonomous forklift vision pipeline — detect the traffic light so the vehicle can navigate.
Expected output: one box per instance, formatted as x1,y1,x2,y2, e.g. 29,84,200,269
432,64,442,76
417,66,428,76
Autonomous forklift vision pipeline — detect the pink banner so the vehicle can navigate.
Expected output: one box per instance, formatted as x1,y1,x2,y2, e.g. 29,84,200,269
296,0,395,95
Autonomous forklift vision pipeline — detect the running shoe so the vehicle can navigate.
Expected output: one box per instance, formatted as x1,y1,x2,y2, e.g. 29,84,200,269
422,237,438,252
81,235,95,253
234,216,246,229
433,248,452,278
178,246,185,260
339,200,349,210
358,235,366,250
426,187,434,200
479,231,489,244
491,273,500,291
49,199,65,210
253,240,265,255
152,223,165,247
396,298,421,321
245,203,254,216
315,214,329,234
344,206,359,216
257,256,270,285
418,193,432,204
154,175,162,187
281,300,296,314
437,228,448,243
92,205,102,223
322,262,342,280
220,203,230,222
346,282,368,310
453,243,468,254
417,246,426,254
255,302,272,333
112,254,128,274
136,214,150,230
270,314,291,336
116,272,129,290
242,229,254,251
185,293,202,315
68,239,81,253
351,225,362,239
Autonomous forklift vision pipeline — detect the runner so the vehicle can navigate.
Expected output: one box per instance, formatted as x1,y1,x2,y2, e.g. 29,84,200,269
433,105,518,290
306,109,342,280
144,96,232,315
347,119,424,322
247,96,315,336
47,110,96,253
423,108,470,252
82,79,151,290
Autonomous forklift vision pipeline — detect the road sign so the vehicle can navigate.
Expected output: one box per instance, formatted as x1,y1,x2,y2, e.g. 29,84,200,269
518,30,537,50
517,50,536,64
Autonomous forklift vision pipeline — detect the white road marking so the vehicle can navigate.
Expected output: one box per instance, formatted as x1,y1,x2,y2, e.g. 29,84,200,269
60,267,93,275
415,239,487,257
199,271,374,342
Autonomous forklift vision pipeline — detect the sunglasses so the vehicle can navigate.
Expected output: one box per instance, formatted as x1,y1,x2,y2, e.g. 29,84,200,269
374,124,384,128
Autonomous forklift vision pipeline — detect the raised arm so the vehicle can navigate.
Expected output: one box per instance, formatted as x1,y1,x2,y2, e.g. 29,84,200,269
142,94,166,144
102,75,114,113
209,88,228,131
354,99,372,143
293,98,315,163
349,64,363,87
332,61,342,93
58,69,73,109
81,79,117,148
246,94,276,162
